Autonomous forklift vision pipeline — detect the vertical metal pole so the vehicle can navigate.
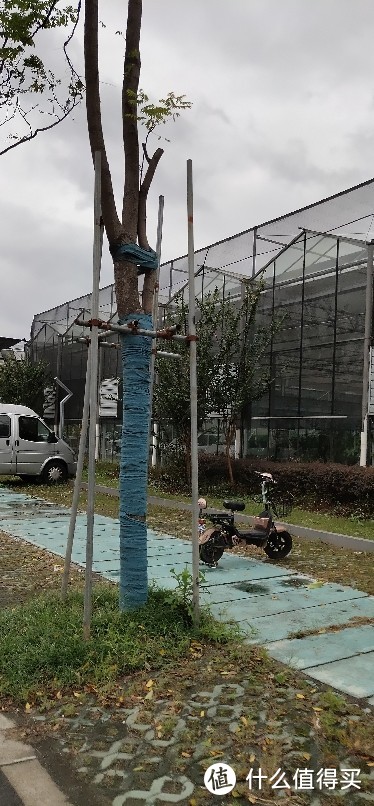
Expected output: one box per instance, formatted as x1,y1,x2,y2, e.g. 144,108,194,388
360,241,374,466
95,345,102,461
54,336,62,435
239,280,246,458
151,422,159,468
330,239,340,417
61,347,91,600
149,196,165,467
187,159,200,626
252,226,257,277
297,232,307,419
83,152,103,639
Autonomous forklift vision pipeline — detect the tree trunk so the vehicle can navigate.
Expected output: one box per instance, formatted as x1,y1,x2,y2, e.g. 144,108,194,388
85,0,164,612
119,312,152,609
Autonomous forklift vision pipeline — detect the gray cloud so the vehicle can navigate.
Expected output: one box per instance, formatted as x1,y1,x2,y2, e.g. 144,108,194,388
2,0,374,337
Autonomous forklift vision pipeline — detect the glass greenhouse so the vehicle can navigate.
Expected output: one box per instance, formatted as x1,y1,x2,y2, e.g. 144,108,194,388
29,177,374,464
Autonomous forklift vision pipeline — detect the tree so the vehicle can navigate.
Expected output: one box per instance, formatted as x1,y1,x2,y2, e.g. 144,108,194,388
0,354,50,413
0,1,83,155
208,282,274,484
84,0,190,610
152,290,226,480
154,284,274,485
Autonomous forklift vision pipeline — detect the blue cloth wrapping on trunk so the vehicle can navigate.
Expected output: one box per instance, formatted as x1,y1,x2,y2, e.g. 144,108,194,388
118,312,153,609
111,243,158,274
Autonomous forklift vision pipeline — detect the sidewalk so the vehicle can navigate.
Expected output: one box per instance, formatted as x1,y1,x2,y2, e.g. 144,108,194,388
0,486,373,805
0,487,373,703
0,714,72,806
84,482,374,554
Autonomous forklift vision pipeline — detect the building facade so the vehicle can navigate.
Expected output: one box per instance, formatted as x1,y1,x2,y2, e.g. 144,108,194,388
29,179,374,464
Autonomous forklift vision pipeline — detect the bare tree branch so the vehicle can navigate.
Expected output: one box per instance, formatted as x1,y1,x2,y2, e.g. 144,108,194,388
32,1,60,36
139,148,163,314
1,2,84,155
138,146,163,250
121,0,142,237
0,97,77,155
141,140,150,164
63,0,82,85
84,0,121,245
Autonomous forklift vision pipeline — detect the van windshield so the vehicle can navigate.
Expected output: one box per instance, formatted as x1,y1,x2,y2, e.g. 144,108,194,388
19,416,51,443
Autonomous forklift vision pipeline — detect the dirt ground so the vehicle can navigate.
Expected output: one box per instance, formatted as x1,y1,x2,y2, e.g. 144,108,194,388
0,527,373,805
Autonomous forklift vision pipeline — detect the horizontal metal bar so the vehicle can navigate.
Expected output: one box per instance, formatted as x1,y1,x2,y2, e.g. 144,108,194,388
76,337,119,347
76,318,190,342
298,226,368,246
251,415,348,420
154,350,182,359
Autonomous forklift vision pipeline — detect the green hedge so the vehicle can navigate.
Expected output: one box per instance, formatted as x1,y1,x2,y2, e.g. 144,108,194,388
202,455,374,518
151,454,374,518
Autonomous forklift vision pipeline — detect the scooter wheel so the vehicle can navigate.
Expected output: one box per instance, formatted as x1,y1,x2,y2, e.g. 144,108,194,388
264,530,292,560
199,533,225,566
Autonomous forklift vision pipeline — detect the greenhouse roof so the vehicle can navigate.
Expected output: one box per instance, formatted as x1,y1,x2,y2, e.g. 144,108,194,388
31,175,374,339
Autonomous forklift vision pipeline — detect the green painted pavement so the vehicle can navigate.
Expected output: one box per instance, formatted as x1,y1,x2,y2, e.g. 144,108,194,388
0,487,373,703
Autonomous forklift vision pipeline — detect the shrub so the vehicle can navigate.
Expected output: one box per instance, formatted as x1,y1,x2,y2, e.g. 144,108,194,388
155,453,374,518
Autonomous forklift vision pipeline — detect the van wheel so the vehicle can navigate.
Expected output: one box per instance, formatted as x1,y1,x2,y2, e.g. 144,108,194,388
41,461,68,484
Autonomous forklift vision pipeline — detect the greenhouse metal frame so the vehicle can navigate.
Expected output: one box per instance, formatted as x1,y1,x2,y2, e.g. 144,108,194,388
29,176,374,464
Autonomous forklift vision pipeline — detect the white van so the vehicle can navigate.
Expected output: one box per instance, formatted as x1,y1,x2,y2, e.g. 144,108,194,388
0,404,76,483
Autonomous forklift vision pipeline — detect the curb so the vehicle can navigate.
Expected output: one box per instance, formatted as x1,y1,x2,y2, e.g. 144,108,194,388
0,714,72,806
81,482,374,553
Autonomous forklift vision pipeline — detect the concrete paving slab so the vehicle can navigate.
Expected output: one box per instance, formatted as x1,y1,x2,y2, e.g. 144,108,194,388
196,561,291,585
305,652,374,698
4,759,73,806
266,625,374,669
236,596,374,643
201,584,368,614
200,578,362,604
0,770,23,805
0,733,36,766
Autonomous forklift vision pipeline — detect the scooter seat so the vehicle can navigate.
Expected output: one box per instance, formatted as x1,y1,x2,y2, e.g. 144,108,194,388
239,527,268,539
223,500,246,512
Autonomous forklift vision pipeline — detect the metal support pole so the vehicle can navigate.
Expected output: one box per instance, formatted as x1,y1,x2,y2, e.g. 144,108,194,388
149,196,164,468
360,240,374,466
83,151,103,639
151,421,159,468
150,196,165,385
252,226,257,277
187,159,200,626
95,345,103,461
54,336,62,435
61,348,91,600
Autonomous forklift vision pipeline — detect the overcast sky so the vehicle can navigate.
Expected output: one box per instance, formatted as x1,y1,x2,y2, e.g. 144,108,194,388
2,0,374,338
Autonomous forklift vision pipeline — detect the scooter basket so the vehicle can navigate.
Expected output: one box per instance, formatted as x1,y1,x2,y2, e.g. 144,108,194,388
272,494,293,518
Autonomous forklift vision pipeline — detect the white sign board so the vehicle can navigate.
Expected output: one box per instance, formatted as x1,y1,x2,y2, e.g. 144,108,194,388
99,378,119,418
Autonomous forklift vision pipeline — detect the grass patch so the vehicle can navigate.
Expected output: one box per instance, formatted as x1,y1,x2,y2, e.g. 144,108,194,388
0,585,237,704
90,465,374,540
3,471,374,539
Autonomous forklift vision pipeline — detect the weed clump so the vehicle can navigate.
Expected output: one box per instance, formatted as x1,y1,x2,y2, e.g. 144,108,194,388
0,584,236,703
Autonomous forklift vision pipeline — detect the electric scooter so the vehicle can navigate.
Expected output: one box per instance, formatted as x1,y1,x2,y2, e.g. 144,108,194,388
198,472,293,566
